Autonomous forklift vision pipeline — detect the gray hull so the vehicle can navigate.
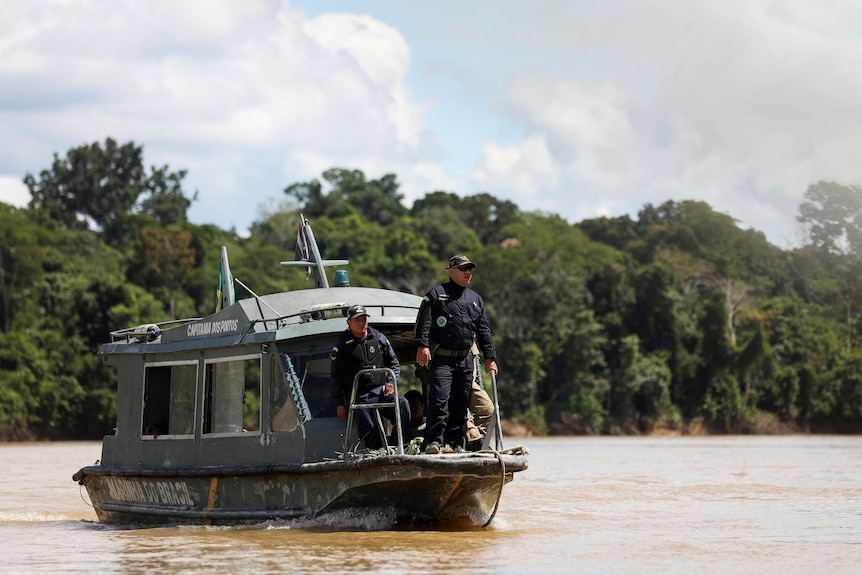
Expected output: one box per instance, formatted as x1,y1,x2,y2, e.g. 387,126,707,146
74,451,528,527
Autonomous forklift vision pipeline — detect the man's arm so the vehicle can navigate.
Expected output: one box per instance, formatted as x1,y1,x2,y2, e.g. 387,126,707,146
330,342,348,420
474,294,496,361
414,289,435,366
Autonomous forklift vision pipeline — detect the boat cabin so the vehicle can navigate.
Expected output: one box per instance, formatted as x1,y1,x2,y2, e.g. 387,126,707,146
99,285,422,468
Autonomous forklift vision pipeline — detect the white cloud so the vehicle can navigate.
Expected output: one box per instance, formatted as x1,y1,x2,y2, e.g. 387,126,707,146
0,176,29,207
0,1,439,231
465,1,862,246
473,134,559,204
1,0,861,248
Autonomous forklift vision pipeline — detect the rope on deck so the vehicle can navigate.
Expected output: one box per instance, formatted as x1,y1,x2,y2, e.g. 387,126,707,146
336,436,424,460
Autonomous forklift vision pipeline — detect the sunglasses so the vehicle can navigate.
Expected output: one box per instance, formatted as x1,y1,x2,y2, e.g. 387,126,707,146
457,265,474,271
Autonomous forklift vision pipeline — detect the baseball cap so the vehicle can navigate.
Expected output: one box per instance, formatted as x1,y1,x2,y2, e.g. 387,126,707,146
447,254,476,269
346,304,369,320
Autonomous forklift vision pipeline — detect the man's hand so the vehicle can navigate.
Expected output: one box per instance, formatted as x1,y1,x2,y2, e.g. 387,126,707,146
336,405,347,420
383,382,394,396
416,346,431,367
484,358,498,376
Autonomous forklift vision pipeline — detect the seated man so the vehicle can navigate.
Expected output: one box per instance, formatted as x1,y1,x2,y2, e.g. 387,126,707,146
404,389,427,440
330,304,411,449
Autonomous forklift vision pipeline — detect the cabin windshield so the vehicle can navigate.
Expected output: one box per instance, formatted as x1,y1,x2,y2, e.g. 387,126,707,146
292,352,338,419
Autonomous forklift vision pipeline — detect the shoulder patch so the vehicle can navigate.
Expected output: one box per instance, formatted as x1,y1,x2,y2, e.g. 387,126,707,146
330,346,339,361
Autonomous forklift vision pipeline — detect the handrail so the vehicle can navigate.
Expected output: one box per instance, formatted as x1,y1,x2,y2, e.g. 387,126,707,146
107,303,419,344
280,353,312,424
489,371,504,450
343,368,404,455
246,304,421,330
109,318,202,343
474,353,504,451
234,277,281,331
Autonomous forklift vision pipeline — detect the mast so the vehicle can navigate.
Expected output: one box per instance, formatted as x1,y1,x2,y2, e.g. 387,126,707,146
280,215,348,288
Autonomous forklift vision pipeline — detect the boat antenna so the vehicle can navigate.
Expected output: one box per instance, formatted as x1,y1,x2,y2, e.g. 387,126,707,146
234,277,281,330
280,214,348,288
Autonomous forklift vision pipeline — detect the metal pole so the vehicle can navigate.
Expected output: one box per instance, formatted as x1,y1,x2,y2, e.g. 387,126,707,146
490,371,504,450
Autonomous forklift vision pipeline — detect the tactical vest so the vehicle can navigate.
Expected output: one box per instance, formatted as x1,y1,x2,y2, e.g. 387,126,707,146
343,331,386,389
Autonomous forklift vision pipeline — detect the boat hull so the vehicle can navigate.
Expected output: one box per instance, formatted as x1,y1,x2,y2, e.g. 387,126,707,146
73,451,528,527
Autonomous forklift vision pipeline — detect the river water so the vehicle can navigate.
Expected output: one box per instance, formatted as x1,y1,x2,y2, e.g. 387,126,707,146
1,436,859,574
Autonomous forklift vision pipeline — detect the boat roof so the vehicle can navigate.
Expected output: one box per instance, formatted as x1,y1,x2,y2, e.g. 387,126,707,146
101,285,422,355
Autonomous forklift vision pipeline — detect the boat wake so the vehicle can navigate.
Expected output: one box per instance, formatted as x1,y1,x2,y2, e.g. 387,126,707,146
252,508,398,532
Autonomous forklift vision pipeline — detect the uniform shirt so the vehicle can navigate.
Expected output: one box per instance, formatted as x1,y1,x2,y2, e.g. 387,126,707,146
414,280,496,360
330,326,401,405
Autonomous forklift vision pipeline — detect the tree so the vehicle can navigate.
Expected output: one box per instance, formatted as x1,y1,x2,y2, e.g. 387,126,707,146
411,191,462,215
25,138,194,247
284,178,326,217
137,226,197,318
285,168,408,227
610,335,674,425
797,181,862,350
139,165,196,226
412,191,520,246
458,193,520,245
797,181,862,256
577,214,638,251
26,139,146,242
366,219,437,294
410,203,482,260
0,206,42,334
631,263,678,352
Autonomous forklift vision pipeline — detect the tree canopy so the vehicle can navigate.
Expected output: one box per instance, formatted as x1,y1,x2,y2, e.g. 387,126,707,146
2,138,862,439
25,138,194,248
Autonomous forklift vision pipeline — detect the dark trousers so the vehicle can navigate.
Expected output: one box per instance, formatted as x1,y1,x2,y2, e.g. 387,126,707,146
424,354,475,448
355,388,412,449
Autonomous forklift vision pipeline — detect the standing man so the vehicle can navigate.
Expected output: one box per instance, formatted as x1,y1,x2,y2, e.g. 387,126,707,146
331,304,411,449
415,255,498,454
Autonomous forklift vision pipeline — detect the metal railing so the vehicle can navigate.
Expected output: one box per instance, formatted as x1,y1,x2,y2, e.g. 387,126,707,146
342,368,404,455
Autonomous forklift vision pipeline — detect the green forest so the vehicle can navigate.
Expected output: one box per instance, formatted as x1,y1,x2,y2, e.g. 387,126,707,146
2,137,862,440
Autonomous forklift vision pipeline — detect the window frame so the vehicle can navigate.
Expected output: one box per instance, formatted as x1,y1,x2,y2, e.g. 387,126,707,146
201,353,263,438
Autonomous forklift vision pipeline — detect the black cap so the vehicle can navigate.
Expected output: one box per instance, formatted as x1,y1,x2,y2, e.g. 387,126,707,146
346,304,369,320
447,254,476,269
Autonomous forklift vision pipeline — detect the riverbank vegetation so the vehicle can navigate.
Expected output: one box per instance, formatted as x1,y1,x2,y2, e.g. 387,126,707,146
2,138,861,440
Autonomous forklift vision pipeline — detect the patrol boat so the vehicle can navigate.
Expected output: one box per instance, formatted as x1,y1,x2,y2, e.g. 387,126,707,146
73,216,528,527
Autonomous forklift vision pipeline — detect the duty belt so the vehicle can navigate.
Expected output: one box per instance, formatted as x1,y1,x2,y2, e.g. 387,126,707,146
435,347,471,358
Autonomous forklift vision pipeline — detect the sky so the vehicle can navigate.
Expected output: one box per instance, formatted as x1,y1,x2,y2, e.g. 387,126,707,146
2,0,862,248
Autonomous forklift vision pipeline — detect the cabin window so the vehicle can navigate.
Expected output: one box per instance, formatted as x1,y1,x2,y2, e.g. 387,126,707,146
292,352,339,418
203,356,261,435
142,363,197,437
